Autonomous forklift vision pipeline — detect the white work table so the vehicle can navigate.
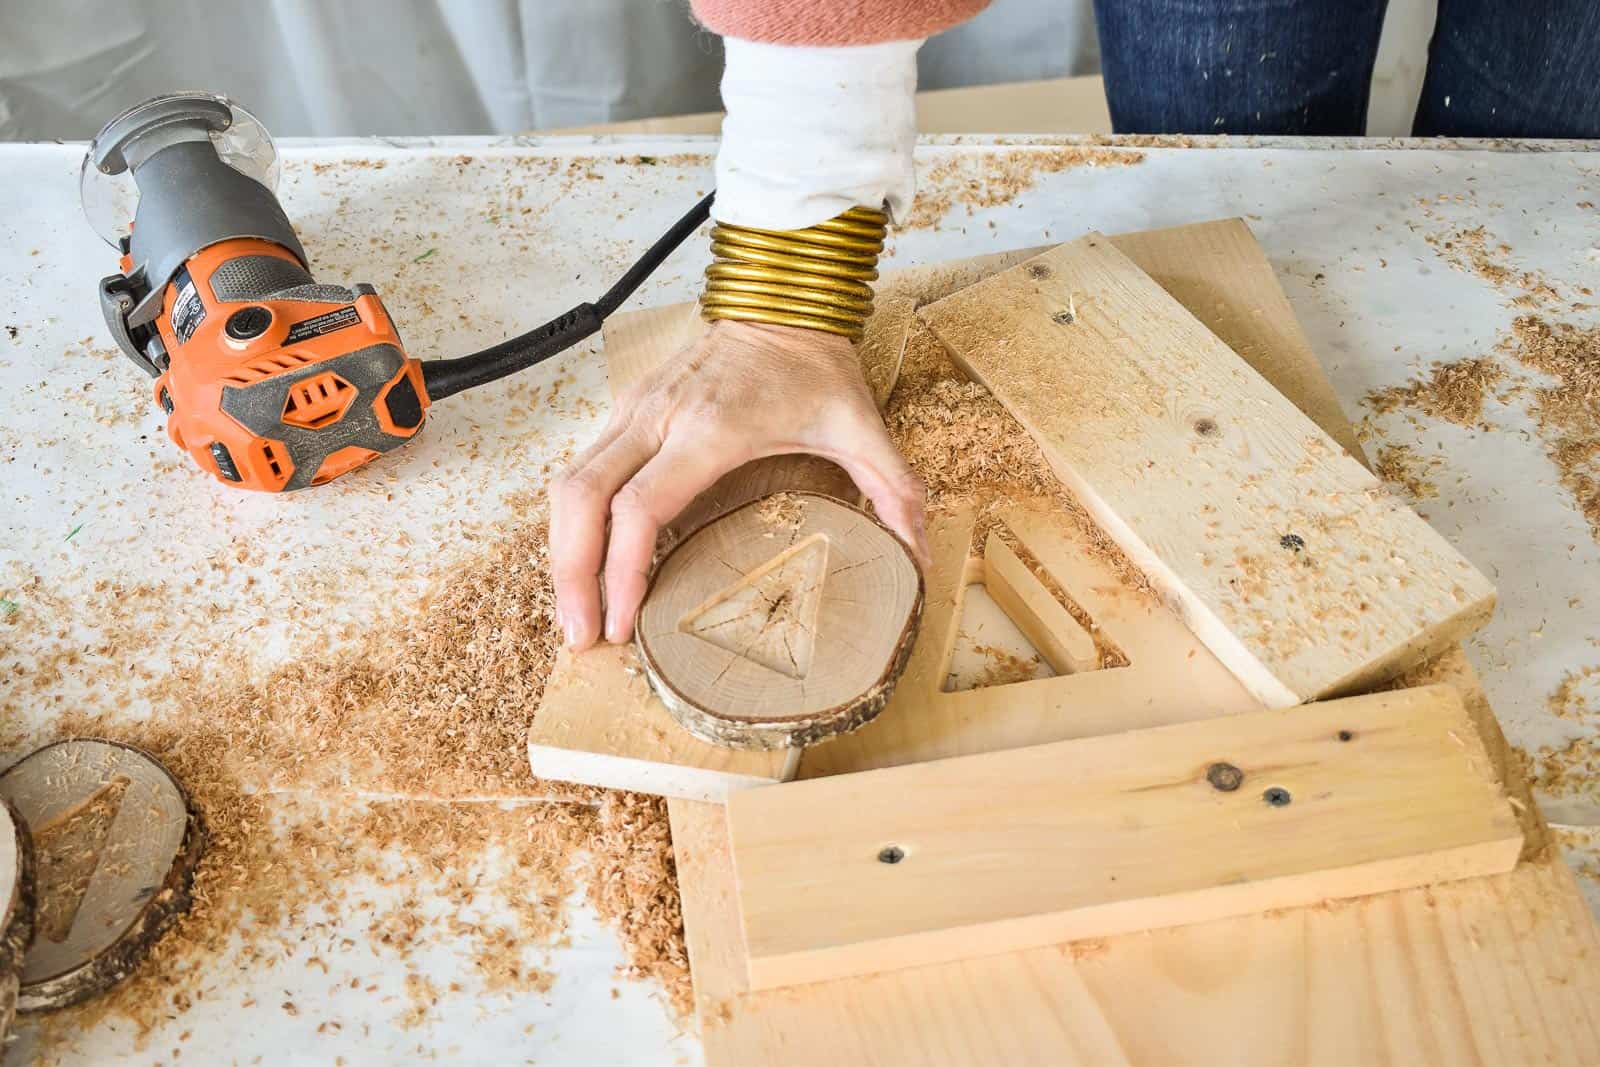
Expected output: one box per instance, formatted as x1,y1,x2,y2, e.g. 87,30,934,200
1,134,1597,1064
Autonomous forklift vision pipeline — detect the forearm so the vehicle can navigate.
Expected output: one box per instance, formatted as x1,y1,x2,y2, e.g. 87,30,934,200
714,37,919,229
694,0,990,229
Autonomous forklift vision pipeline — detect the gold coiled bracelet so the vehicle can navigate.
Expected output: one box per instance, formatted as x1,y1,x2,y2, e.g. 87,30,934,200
700,205,887,341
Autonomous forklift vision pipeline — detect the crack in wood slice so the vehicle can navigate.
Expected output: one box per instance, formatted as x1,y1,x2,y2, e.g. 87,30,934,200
0,739,205,1013
679,533,831,680
638,493,924,750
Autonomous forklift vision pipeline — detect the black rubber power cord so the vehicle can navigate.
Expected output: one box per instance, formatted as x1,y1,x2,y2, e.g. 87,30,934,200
420,191,714,401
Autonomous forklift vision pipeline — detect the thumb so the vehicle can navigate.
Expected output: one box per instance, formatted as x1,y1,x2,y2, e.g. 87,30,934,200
816,407,929,568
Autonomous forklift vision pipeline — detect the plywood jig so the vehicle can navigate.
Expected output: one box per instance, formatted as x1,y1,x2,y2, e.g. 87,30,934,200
920,233,1496,709
666,219,1600,1066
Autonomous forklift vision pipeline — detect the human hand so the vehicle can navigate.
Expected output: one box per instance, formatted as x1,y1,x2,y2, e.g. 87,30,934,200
550,319,929,650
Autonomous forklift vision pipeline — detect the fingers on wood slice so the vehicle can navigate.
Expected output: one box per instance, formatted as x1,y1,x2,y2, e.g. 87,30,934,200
0,739,205,1013
0,798,33,1039
638,492,924,750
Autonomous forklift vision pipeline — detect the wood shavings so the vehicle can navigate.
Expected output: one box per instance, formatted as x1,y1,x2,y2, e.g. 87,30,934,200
1373,444,1442,502
754,493,804,532
905,146,1144,230
32,775,131,942
1360,311,1599,547
1423,223,1563,308
948,643,1047,691
1364,357,1506,429
1549,663,1600,725
5,489,693,1050
883,312,1157,600
1499,316,1600,544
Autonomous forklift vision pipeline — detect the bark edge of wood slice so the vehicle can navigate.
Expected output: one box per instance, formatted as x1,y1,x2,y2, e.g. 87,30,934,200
637,492,924,750
0,797,34,1040
0,739,205,1014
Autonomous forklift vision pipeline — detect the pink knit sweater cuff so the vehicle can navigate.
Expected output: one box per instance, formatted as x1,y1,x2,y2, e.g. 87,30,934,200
691,0,991,46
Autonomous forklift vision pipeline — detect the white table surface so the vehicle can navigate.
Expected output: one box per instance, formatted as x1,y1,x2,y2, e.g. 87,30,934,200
2,133,1597,1064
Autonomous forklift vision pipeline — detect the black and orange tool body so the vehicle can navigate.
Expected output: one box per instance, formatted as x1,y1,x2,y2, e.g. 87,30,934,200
133,237,427,490
87,92,709,492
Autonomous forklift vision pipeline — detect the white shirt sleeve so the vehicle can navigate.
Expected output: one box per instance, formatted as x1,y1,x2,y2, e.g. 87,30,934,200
712,36,921,231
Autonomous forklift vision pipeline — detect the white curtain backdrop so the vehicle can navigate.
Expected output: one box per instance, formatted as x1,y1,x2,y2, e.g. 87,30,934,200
0,0,1101,139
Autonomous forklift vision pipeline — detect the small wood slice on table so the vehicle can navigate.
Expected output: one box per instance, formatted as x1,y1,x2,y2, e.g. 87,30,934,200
0,739,204,1013
637,492,924,750
0,797,35,1040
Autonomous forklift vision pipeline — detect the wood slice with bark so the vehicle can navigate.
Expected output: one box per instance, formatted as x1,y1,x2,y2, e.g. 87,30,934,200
0,739,204,1013
0,797,34,1041
637,492,924,750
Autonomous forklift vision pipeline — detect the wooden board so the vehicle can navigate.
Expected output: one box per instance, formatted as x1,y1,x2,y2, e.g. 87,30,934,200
638,493,923,749
0,739,204,1012
920,233,1496,708
728,685,1522,989
673,749,1600,1066
1109,219,1366,465
797,502,1262,779
668,218,1600,1066
528,248,1045,799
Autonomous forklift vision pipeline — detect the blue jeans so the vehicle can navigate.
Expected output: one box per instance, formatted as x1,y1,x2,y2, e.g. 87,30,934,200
1092,0,1600,137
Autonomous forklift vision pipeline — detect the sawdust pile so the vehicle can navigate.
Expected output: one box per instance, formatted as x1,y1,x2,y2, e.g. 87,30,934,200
1369,210,1600,545
5,494,694,1051
7,515,561,797
888,377,1058,501
1499,316,1600,544
882,323,1156,597
1549,663,1600,724
1367,313,1600,546
1372,444,1442,502
905,146,1145,230
1364,357,1505,429
1520,662,1600,827
20,738,690,1055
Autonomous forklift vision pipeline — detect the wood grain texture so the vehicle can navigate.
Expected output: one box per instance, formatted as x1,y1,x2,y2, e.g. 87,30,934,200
674,785,1600,1067
638,494,923,749
729,686,1522,989
529,248,1043,798
1111,218,1367,466
920,233,1495,708
798,502,1262,780
529,644,791,801
0,740,203,1013
981,528,1098,674
668,219,1600,1066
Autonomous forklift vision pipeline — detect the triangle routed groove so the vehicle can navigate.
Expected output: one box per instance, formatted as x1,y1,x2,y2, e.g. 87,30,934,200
678,532,832,680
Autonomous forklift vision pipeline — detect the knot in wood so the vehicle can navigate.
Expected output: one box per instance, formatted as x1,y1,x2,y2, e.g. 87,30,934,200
1206,762,1244,792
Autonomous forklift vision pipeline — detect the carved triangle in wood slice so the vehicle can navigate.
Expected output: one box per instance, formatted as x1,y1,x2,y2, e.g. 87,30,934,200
679,532,831,680
638,492,924,751
0,739,204,1013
